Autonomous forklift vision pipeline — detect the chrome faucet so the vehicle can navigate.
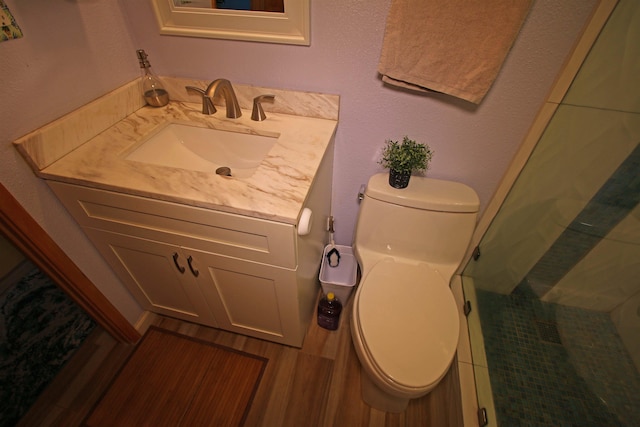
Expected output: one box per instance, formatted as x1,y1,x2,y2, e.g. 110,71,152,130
206,78,242,118
185,78,242,118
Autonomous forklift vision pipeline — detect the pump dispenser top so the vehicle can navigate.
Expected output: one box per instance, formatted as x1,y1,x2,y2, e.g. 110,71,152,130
136,49,169,107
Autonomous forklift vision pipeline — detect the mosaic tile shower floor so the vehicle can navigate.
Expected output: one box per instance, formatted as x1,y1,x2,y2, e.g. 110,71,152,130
0,265,96,427
477,282,640,426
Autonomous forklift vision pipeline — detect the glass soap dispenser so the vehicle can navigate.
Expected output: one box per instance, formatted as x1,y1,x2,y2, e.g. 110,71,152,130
136,49,169,107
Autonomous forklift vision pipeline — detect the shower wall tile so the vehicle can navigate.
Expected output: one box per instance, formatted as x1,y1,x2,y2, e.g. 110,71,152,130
532,141,640,302
467,105,640,295
611,292,640,372
543,204,640,310
564,0,640,113
477,282,640,425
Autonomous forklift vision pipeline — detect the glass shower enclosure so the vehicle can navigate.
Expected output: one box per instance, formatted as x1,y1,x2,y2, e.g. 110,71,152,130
462,0,640,425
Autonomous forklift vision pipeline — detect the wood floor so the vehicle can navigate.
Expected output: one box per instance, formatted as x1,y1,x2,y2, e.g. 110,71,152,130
18,296,464,427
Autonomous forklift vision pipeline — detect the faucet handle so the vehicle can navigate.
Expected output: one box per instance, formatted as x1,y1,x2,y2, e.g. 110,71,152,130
186,86,216,115
251,94,276,121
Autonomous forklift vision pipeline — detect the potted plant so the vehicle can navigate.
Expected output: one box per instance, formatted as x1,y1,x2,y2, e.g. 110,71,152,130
379,136,433,188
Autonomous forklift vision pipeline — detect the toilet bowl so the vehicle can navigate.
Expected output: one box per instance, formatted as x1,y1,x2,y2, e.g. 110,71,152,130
350,173,479,412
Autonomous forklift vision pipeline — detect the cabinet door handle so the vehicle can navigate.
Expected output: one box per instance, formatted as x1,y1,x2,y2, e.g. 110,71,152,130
172,252,186,274
187,255,200,277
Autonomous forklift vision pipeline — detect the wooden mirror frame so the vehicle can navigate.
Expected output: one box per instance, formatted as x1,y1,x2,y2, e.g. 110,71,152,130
151,0,310,45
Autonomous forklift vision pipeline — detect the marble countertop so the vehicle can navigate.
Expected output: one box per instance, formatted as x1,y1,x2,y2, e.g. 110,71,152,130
39,101,337,224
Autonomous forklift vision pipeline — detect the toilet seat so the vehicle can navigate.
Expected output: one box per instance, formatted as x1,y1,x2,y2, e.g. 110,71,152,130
357,259,459,390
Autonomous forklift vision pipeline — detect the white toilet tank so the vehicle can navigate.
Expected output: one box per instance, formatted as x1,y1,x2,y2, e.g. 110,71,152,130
354,174,479,278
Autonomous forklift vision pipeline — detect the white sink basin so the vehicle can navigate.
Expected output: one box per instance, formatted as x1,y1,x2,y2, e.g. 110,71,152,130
125,123,277,178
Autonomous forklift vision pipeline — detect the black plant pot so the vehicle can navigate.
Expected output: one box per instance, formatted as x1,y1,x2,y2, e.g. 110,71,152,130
388,169,411,189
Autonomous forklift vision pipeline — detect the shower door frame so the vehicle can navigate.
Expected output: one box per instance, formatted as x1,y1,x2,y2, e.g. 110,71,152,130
457,0,618,425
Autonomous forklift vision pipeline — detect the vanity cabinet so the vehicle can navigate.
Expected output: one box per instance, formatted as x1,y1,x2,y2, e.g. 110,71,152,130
48,178,329,347
80,228,219,327
13,75,338,347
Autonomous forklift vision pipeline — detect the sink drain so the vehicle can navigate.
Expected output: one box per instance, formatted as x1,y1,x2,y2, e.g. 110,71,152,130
216,167,232,176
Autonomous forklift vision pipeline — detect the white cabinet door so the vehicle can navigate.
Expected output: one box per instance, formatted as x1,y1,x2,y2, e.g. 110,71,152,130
83,227,218,327
186,247,303,346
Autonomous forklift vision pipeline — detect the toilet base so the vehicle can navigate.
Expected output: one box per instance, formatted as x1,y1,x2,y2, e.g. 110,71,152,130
360,369,409,413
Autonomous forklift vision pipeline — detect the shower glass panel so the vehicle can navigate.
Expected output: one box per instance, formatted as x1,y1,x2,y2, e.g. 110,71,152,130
462,1,640,425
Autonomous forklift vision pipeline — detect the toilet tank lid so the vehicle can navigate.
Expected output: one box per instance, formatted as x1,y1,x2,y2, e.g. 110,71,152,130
366,173,479,212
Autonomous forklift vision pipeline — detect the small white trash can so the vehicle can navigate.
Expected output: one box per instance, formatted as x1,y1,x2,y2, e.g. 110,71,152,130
319,244,357,304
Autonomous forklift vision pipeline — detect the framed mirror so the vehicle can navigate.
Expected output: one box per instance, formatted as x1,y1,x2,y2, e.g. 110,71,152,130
151,0,310,45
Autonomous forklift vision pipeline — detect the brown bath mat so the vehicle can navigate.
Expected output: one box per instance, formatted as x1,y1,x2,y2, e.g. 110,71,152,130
84,326,267,427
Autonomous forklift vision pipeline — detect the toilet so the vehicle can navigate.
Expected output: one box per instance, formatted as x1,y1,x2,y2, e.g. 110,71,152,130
351,173,479,412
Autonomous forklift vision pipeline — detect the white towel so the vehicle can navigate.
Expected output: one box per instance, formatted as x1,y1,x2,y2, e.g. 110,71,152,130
378,0,533,104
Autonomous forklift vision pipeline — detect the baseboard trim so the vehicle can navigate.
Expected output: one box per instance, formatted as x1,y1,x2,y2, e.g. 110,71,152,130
134,310,158,336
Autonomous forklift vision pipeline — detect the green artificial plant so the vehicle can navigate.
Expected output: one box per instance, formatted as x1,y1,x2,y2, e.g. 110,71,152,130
379,136,433,174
